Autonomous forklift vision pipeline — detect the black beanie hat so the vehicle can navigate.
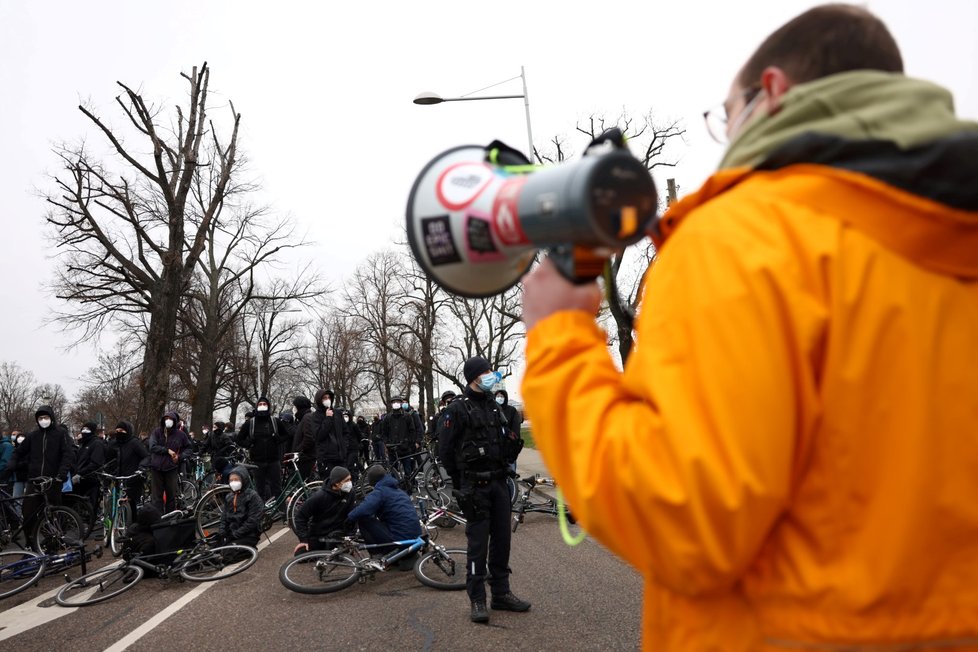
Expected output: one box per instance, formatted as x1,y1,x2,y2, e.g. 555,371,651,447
293,396,312,410
365,464,386,487
82,421,98,433
463,356,491,384
328,466,351,486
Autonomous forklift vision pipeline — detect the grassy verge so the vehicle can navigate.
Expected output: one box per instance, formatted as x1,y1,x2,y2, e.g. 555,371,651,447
520,424,535,449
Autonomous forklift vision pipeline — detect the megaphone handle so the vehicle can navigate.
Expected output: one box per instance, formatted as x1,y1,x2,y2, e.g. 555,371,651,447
548,246,608,284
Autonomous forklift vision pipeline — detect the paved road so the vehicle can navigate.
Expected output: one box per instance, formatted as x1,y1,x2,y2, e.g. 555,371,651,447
0,450,643,651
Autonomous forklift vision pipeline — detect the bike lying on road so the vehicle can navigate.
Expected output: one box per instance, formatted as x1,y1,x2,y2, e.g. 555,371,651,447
0,542,102,600
511,474,576,533
279,533,467,595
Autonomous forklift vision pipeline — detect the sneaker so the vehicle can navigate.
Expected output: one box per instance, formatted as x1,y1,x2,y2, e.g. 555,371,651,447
470,600,490,623
490,592,531,612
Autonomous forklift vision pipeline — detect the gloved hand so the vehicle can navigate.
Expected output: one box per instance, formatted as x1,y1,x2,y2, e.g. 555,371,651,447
71,474,81,485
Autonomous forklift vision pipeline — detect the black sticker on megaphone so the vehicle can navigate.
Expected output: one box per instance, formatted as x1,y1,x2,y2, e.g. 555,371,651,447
465,211,504,262
422,215,462,266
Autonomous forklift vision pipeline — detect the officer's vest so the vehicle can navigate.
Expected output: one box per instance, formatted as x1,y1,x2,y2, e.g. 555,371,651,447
455,398,508,472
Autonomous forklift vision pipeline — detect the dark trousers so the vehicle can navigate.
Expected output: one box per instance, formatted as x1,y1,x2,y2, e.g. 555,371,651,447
345,451,360,484
297,459,315,483
150,468,179,514
253,460,281,501
21,482,62,532
372,438,387,462
463,478,512,602
126,477,145,507
357,516,397,555
75,477,101,516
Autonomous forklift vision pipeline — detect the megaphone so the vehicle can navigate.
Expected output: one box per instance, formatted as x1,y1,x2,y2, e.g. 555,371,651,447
406,131,659,298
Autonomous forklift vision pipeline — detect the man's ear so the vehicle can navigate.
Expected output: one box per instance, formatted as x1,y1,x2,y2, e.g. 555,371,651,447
760,66,793,114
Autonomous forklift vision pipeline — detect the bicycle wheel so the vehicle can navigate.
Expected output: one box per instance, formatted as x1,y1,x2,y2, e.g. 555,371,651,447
179,545,258,581
31,506,83,555
507,476,518,507
0,550,46,600
279,550,359,594
423,465,454,509
56,563,143,606
286,482,322,532
109,502,132,557
195,486,231,538
179,478,199,507
414,547,467,590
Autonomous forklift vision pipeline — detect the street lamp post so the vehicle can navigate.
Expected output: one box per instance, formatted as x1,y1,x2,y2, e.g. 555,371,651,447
414,66,535,162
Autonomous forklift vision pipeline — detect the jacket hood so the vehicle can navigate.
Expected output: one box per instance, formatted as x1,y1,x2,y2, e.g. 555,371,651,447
293,396,312,410
136,504,163,528
160,411,181,428
115,421,133,438
376,474,399,490
721,71,978,172
495,389,510,406
35,405,55,422
314,389,333,411
229,465,251,489
278,412,294,423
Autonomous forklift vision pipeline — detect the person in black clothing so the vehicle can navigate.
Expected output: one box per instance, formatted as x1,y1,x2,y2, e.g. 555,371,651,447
355,415,371,466
105,421,148,504
72,421,107,515
438,356,530,624
341,409,361,483
370,415,385,463
429,391,457,445
13,405,75,530
292,465,355,555
381,397,420,489
204,421,234,481
278,411,294,459
493,390,523,472
289,396,314,480
219,466,262,548
297,389,347,481
236,396,282,501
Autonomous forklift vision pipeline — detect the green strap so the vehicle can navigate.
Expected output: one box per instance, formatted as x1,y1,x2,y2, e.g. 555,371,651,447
556,488,586,546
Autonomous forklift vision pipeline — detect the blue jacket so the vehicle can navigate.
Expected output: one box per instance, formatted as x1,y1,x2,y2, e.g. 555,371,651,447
347,475,421,540
0,435,13,483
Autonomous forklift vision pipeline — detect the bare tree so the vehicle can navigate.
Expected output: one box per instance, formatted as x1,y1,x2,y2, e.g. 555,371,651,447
44,63,241,431
304,312,374,413
443,286,525,385
0,362,38,431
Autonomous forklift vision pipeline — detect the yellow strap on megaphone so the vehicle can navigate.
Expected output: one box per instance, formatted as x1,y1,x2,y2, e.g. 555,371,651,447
557,488,586,546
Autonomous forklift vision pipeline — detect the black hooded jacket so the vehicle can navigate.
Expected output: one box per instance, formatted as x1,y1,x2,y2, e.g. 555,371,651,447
106,422,149,476
220,466,263,542
290,399,313,460
14,405,75,481
297,390,347,465
494,390,523,438
293,483,355,545
74,430,108,477
236,399,281,463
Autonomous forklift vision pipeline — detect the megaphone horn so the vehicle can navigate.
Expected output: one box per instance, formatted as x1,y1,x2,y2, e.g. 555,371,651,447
406,137,658,299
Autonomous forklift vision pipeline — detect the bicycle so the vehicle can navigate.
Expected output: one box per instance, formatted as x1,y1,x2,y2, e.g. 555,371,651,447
195,453,318,538
0,541,102,600
414,495,466,542
511,475,576,532
98,471,144,556
55,521,258,606
0,477,85,555
358,445,433,497
278,533,467,594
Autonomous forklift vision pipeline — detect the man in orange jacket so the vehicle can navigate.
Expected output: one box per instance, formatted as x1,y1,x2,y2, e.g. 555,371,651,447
522,4,978,651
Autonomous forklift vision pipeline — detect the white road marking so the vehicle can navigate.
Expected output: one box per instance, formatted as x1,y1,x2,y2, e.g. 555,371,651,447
0,561,126,642
103,527,289,652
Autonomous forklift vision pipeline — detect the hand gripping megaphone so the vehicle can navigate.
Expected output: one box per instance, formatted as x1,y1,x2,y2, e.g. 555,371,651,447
405,129,658,298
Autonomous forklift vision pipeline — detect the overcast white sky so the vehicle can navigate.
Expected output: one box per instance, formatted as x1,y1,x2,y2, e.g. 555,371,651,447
1,0,976,403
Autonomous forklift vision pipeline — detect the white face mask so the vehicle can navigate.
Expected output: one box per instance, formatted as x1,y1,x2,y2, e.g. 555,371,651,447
81,429,91,435
37,418,52,429
164,419,174,429
202,429,209,435
390,403,399,411
340,481,353,493
495,396,505,405
402,403,410,411
343,416,349,423
257,405,269,413
229,480,243,492
322,400,332,409
16,436,25,444
292,406,298,416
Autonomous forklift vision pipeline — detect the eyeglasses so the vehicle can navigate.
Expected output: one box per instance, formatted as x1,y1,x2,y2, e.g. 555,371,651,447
703,85,761,144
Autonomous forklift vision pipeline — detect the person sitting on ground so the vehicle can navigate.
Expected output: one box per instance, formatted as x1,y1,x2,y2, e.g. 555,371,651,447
292,465,355,556
127,503,162,557
347,464,422,568
218,467,262,548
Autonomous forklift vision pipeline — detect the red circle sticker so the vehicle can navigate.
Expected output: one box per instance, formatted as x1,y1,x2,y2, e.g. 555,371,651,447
435,162,495,211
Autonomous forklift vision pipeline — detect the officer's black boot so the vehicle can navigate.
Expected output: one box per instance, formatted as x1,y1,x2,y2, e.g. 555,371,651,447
490,591,531,612
470,600,490,623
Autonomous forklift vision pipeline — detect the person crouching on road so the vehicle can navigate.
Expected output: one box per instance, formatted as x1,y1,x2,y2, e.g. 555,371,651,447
292,466,355,556
218,467,262,548
346,464,422,569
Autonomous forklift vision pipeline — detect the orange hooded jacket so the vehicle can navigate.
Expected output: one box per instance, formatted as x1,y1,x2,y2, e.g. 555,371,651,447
522,73,978,651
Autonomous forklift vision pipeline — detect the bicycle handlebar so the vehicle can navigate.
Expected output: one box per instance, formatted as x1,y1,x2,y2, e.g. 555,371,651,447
97,471,146,481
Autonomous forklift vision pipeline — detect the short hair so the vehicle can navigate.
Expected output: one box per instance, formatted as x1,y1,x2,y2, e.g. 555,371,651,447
738,4,903,88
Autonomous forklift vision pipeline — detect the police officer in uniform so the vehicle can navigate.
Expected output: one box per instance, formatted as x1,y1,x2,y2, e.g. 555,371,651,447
438,356,529,624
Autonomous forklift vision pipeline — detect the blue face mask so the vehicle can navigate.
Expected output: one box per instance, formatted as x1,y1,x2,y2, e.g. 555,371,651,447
477,371,501,392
